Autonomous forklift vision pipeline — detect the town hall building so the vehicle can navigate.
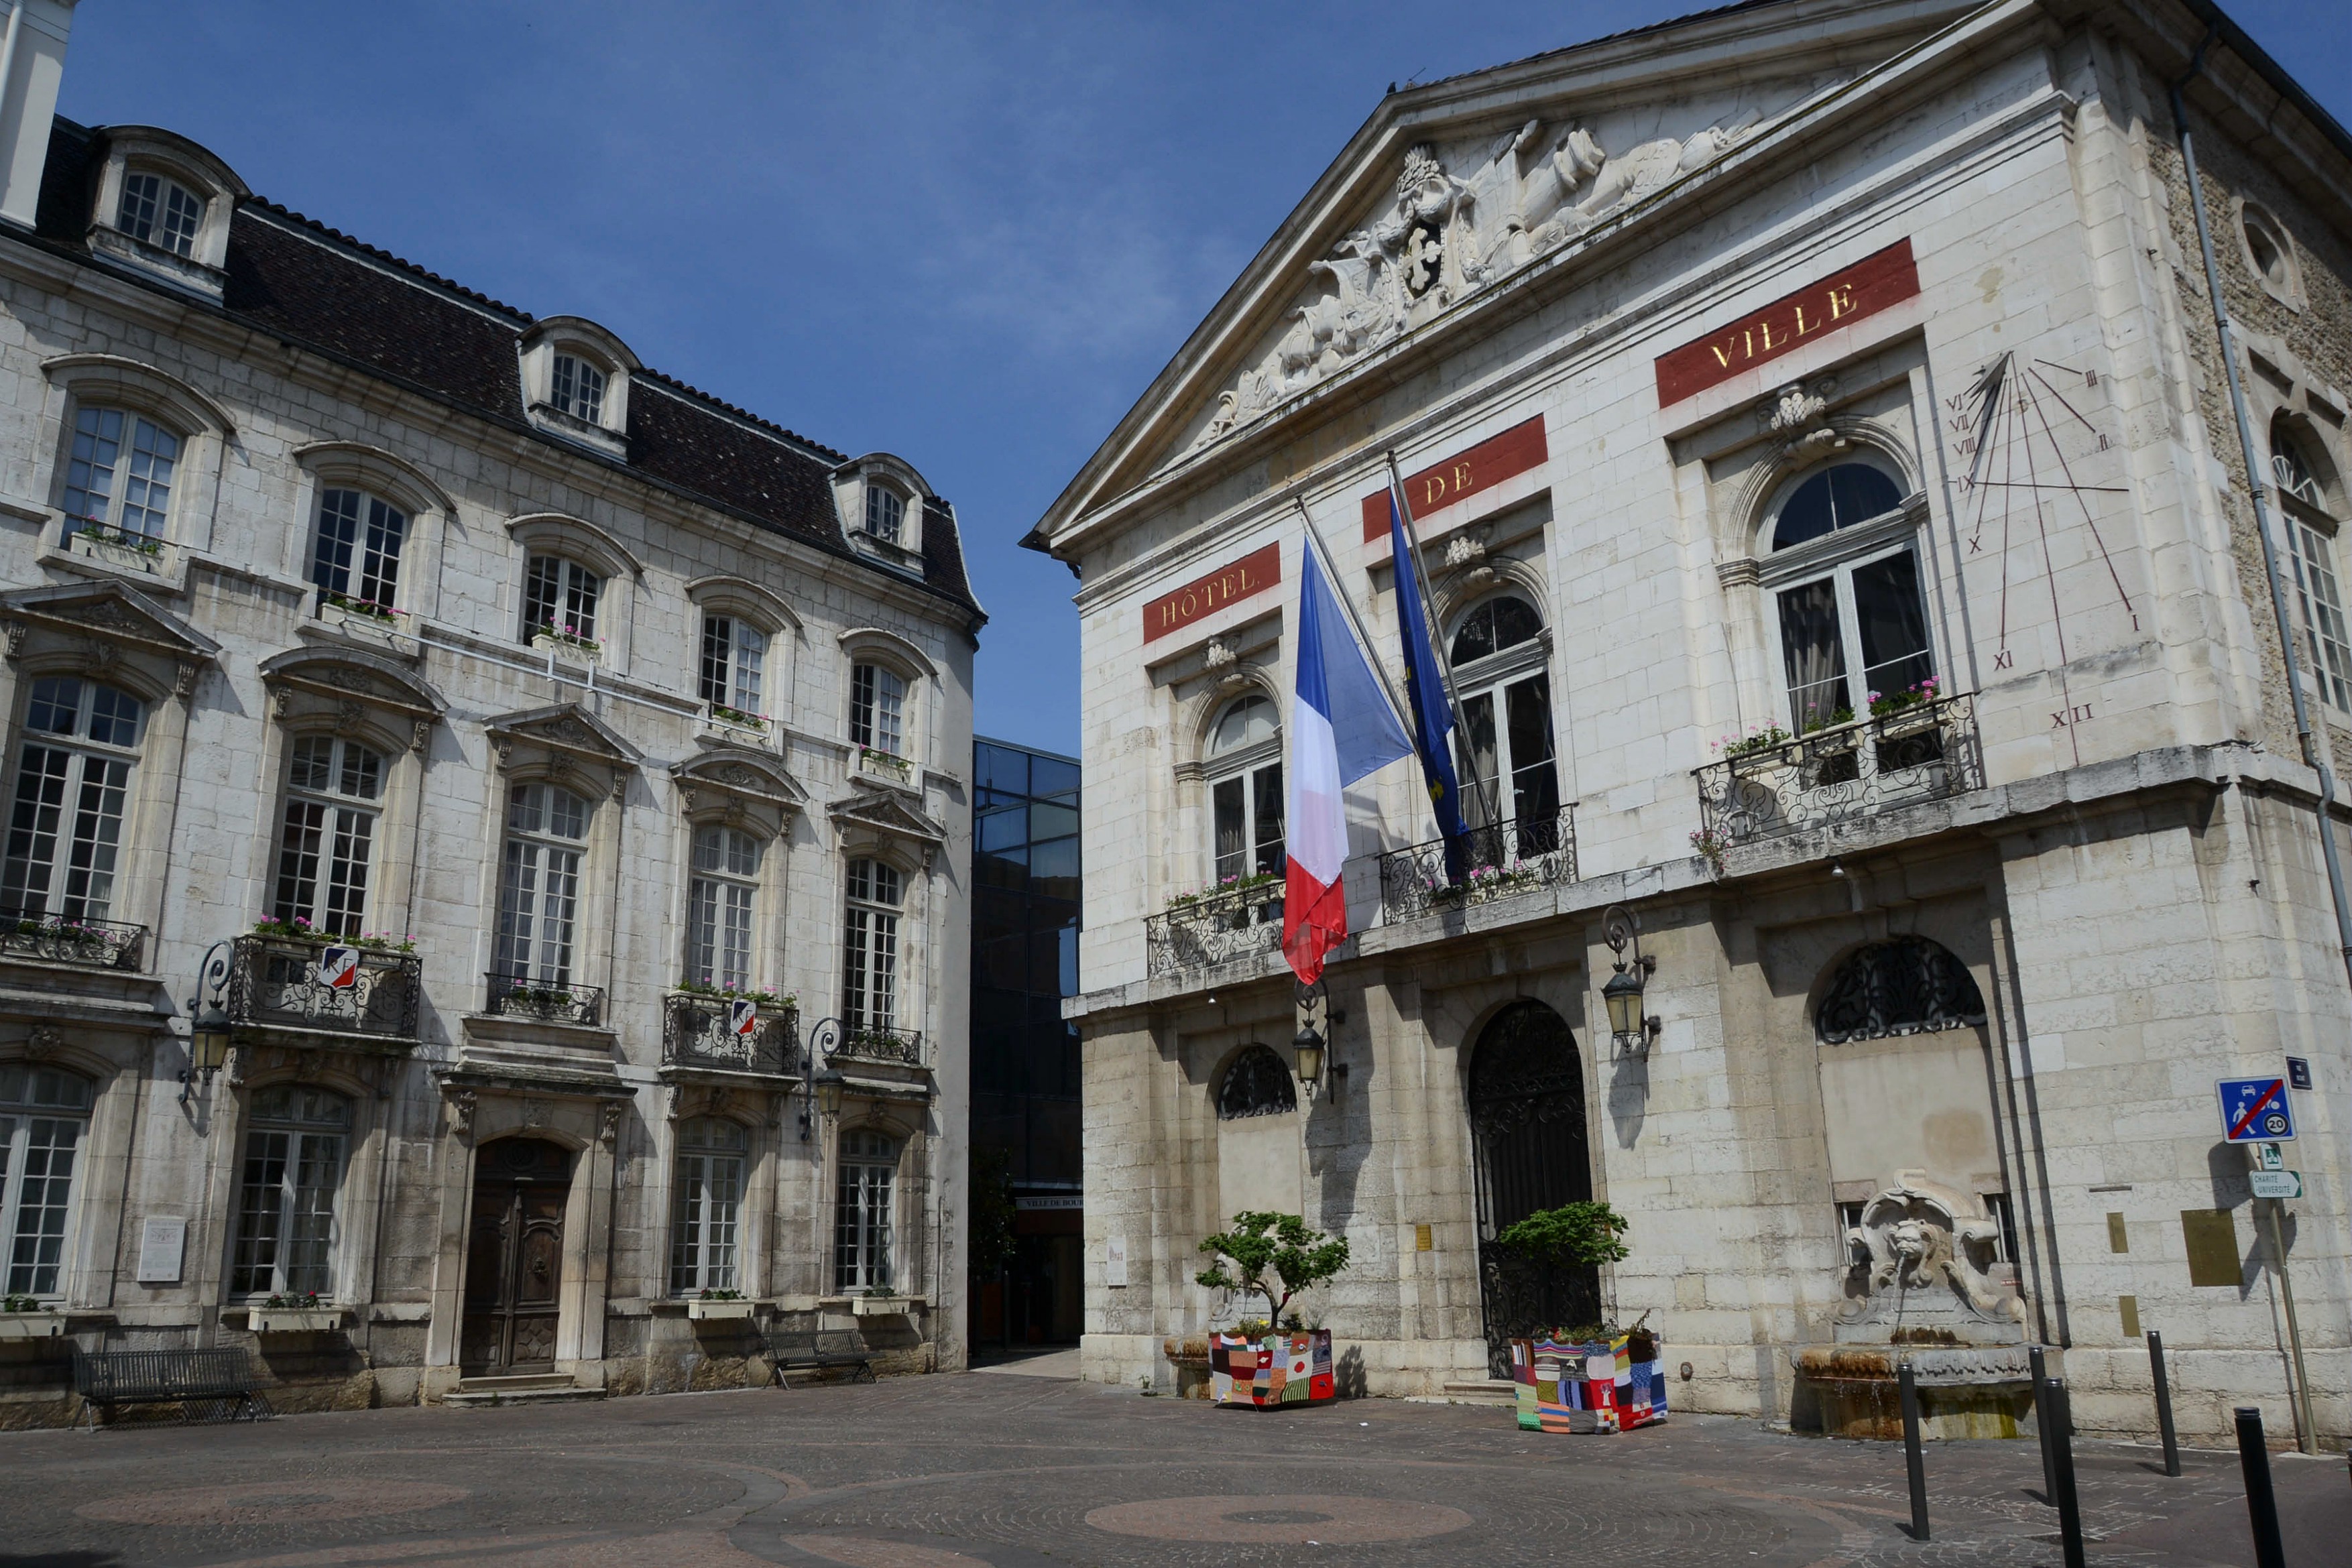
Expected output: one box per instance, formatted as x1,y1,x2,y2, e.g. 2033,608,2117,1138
1030,0,2349,1444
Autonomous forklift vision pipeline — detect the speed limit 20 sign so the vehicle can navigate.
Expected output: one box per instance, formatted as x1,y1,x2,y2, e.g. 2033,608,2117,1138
2217,1078,2296,1144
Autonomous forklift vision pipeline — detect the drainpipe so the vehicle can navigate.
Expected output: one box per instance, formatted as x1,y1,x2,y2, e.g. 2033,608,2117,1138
2168,34,2352,1000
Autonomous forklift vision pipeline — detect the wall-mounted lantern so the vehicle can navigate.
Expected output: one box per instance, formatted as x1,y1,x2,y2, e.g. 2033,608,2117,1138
801,1016,849,1138
1293,976,1328,1091
182,940,234,1106
1600,904,1661,1057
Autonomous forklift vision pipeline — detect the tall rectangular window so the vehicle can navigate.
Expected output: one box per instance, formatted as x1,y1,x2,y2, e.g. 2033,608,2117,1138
842,858,902,1033
524,556,601,645
832,1128,896,1292
62,406,179,543
310,489,408,613
2289,520,2352,710
0,1065,93,1300
272,737,384,937
668,1118,746,1294
849,664,905,756
1,678,144,924
495,783,588,986
229,1086,349,1297
699,616,766,716
686,825,759,991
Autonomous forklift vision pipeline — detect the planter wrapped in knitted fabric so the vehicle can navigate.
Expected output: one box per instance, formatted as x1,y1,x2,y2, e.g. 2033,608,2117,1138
1210,1329,1335,1407
1509,1333,1667,1433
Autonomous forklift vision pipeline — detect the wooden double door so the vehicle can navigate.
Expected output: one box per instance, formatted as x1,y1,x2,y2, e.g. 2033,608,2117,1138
461,1137,573,1374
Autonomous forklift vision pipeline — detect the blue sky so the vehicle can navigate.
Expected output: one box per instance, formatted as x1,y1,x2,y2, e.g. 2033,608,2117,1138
58,1,2349,754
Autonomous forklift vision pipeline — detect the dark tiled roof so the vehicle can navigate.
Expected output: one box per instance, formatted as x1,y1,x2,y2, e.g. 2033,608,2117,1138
19,118,978,617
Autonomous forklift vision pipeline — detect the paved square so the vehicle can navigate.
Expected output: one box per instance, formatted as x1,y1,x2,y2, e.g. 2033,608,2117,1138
1,1374,2341,1567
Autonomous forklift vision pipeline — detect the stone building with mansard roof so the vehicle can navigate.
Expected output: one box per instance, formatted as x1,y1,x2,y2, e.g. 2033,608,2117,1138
0,1,976,1423
1028,0,2350,1442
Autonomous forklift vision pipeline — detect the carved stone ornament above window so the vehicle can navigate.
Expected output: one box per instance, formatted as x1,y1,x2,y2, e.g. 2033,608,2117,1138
1193,110,1764,451
259,646,447,723
485,702,641,800
829,790,946,869
672,747,807,816
0,580,221,672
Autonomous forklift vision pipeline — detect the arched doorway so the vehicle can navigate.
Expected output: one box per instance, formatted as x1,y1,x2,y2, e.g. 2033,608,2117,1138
1467,1001,1596,1376
461,1137,573,1374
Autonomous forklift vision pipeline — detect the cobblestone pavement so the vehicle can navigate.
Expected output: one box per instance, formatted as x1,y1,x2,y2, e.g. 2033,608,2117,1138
1,1374,2343,1567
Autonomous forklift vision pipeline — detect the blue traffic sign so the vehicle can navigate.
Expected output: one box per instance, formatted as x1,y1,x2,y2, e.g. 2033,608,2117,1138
2218,1077,2296,1144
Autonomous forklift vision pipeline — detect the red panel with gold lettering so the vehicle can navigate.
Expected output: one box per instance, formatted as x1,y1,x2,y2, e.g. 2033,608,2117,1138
1141,542,1283,644
1360,417,1550,541
1653,239,1919,408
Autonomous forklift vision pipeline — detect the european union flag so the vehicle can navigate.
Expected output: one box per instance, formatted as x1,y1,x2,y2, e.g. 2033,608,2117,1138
1387,483,1468,859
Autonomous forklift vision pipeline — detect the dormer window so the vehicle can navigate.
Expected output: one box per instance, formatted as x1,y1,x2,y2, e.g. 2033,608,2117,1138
117,172,203,257
551,354,606,424
864,485,904,544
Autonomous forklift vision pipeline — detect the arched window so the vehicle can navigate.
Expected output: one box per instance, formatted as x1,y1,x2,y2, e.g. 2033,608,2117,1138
272,735,384,937
523,555,603,649
699,615,768,721
849,662,908,759
1206,695,1283,886
0,1064,93,1299
550,354,607,424
1,677,145,925
62,404,182,549
231,1085,349,1298
669,1116,748,1295
309,488,408,619
1216,1044,1297,1120
834,1127,897,1291
2274,420,2352,711
1448,594,1558,842
495,783,589,987
842,858,903,1034
1815,937,1987,1044
117,170,204,257
1765,461,1930,733
687,825,761,991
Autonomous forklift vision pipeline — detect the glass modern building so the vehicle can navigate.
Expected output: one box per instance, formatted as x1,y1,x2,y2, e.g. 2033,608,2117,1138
969,738,1081,1346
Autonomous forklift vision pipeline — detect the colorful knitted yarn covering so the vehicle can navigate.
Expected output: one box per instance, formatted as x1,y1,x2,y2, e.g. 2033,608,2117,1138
1509,1335,1667,1433
1211,1329,1337,1407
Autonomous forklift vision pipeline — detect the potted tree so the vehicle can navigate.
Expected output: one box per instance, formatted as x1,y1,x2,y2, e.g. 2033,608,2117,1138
1194,1212,1350,1408
1496,1203,1665,1433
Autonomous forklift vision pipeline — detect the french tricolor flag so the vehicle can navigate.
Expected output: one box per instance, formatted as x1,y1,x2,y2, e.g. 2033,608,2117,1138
1283,540,1411,983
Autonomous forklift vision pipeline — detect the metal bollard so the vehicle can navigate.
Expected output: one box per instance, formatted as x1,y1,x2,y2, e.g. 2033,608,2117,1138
2234,1406,2286,1568
2047,1378,2086,1568
2148,1331,2181,1477
2029,1344,2058,1506
1898,1362,1930,1541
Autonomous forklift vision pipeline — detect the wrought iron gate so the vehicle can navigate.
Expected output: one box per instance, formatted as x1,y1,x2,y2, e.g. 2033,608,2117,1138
1466,1001,1598,1376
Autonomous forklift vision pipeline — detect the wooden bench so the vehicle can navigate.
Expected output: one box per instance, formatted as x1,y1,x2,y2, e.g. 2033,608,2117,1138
766,1329,874,1388
72,1347,273,1429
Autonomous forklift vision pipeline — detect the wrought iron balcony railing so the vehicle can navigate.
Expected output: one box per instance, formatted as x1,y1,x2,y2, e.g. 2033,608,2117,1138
1693,692,1983,849
482,972,606,1026
1145,880,1285,978
0,912,145,972
227,934,422,1044
1376,805,1578,924
662,992,801,1077
830,1023,925,1068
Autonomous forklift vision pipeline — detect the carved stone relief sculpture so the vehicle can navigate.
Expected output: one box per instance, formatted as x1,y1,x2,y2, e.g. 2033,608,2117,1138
1834,1182,2024,1344
1193,109,1767,453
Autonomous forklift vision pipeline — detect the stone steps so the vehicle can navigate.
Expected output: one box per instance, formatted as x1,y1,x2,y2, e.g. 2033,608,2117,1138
1439,1378,1519,1406
444,1373,605,1407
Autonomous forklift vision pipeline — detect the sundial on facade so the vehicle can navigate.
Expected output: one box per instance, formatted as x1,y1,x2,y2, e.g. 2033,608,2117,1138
1951,349,2134,764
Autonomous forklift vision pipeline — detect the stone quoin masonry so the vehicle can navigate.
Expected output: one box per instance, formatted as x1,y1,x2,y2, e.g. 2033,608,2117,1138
1027,0,2350,1447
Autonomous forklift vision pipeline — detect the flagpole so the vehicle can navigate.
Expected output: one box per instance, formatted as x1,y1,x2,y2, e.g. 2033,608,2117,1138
1291,499,1413,740
1385,450,1501,830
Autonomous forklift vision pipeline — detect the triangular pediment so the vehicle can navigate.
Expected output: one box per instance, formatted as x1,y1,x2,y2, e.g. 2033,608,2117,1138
1,579,221,662
828,787,946,849
673,745,808,811
484,703,641,768
1026,0,1985,550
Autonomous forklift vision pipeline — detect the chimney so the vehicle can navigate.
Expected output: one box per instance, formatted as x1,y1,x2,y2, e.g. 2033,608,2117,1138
0,1,76,230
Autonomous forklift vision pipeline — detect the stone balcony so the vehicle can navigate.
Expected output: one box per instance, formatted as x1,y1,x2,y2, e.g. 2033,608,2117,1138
1692,692,1983,850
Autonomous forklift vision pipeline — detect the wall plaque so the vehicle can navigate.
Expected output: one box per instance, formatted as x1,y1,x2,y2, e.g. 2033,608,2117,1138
1360,416,1549,540
1141,543,1281,644
2179,1208,2242,1287
1654,238,1920,407
1106,1234,1129,1287
135,1216,186,1284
